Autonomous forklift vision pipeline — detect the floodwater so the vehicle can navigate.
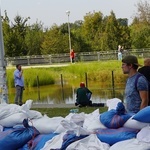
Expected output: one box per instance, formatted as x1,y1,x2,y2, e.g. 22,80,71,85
8,82,125,104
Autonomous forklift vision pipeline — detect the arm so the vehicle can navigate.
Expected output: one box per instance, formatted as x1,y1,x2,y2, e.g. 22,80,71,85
86,88,92,94
139,90,148,110
19,70,23,78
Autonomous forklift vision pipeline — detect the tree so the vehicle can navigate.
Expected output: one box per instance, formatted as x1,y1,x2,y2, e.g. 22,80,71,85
41,24,69,54
25,22,44,55
100,11,119,50
130,0,150,48
81,11,103,51
2,12,30,56
135,0,150,24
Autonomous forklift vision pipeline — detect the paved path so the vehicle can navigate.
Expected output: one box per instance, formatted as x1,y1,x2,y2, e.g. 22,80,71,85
31,103,76,108
7,63,70,69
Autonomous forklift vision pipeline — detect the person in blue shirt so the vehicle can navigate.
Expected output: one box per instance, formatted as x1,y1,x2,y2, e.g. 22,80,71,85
122,55,149,114
14,64,25,105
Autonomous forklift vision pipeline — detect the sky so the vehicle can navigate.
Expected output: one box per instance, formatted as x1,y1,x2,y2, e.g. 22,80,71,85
0,0,143,28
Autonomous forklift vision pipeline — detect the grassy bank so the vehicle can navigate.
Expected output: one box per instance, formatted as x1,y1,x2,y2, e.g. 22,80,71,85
32,106,108,117
7,60,132,88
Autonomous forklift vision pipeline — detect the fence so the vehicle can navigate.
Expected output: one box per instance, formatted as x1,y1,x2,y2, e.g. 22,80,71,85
6,48,150,66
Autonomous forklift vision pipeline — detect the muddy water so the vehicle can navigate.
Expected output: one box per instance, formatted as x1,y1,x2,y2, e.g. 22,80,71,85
8,82,125,104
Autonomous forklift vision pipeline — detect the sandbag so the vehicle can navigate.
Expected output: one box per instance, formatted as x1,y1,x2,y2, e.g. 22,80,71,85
19,133,58,150
123,116,149,130
96,127,139,146
0,112,27,127
29,115,64,134
132,106,150,123
100,102,131,128
66,134,110,150
0,119,40,150
83,109,106,131
109,138,150,150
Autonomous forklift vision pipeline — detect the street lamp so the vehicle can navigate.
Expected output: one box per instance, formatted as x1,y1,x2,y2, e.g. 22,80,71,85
66,10,72,63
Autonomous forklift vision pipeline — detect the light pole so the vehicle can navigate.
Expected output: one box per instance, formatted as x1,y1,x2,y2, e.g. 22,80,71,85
0,8,8,103
66,10,72,63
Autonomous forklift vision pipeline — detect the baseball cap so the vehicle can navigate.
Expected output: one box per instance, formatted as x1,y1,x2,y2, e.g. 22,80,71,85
122,55,141,66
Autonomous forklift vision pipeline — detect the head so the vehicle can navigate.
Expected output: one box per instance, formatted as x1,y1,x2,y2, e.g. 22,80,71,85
16,64,22,71
144,58,150,66
80,82,85,88
122,55,140,74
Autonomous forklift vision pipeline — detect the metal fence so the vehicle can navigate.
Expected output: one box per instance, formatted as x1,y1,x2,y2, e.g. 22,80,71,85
6,48,150,66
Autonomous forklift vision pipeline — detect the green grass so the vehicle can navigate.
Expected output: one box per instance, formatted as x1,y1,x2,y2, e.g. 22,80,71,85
32,107,108,118
7,60,130,88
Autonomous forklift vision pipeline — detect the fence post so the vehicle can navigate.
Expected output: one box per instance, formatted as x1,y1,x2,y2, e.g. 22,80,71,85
97,52,100,61
37,76,40,100
111,70,115,98
85,72,88,88
49,55,52,64
61,74,64,101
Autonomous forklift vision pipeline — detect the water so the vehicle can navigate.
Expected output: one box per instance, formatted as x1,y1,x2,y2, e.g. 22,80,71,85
8,83,125,104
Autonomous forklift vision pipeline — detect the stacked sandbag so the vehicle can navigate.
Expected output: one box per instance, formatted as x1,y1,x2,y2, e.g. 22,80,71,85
0,119,40,150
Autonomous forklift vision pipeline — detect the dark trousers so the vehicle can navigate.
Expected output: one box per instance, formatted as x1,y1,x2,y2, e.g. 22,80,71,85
14,85,24,105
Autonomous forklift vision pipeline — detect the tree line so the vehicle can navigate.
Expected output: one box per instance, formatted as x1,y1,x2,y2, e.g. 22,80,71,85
1,0,150,57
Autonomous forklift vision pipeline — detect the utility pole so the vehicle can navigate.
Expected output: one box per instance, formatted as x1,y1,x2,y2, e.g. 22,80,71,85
66,10,72,63
0,9,8,103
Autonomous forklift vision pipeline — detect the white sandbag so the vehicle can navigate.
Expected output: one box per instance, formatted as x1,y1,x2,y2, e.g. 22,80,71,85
0,104,22,119
25,110,43,119
41,132,66,150
29,115,64,134
106,98,122,111
109,138,150,150
137,125,150,143
65,113,75,120
66,134,110,150
60,120,91,136
83,109,106,131
0,100,33,120
54,124,67,133
23,99,33,109
54,112,86,134
70,112,85,126
123,116,149,130
0,113,27,127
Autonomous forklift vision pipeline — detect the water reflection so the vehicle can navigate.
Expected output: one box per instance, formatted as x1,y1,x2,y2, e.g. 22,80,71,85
8,83,125,104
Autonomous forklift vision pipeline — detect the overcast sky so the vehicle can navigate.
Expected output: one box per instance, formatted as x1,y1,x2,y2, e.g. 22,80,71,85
1,0,142,28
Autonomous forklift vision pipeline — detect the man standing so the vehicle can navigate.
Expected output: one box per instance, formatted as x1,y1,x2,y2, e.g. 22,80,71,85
122,55,149,114
14,64,24,105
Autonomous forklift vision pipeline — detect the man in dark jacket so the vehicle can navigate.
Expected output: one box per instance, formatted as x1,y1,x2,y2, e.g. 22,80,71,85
138,58,150,105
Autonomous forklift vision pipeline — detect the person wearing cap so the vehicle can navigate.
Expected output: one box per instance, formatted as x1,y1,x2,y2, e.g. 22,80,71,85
75,82,92,107
122,55,149,114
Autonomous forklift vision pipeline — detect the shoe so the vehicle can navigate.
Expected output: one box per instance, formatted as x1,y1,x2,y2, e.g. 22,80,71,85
75,102,79,106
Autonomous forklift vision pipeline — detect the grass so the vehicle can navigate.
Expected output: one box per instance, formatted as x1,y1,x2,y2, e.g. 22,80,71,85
7,60,129,88
32,107,108,118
